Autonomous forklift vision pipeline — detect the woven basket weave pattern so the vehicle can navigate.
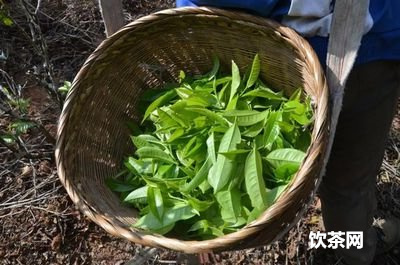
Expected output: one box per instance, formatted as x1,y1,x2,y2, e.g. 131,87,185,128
56,7,329,253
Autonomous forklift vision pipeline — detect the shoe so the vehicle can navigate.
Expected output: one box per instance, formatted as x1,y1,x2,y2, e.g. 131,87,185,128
373,217,400,255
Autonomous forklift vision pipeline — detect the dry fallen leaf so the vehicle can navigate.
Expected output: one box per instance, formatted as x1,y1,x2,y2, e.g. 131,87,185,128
51,234,62,251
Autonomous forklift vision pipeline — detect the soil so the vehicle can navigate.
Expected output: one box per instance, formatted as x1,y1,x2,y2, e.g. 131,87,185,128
1,1,399,264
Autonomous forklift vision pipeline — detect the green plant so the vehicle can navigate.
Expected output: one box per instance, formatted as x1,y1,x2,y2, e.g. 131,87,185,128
107,55,313,239
0,1,13,26
58,81,71,94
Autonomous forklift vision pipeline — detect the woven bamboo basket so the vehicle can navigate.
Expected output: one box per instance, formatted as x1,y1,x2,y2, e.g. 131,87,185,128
56,7,330,253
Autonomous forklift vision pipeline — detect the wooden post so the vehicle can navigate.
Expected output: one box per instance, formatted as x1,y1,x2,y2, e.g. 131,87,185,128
98,0,125,37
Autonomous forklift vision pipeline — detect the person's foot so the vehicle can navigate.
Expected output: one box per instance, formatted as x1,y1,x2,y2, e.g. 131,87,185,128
374,217,400,255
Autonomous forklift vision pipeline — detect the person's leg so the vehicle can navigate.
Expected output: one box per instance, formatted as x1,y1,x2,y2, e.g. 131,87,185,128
319,60,400,265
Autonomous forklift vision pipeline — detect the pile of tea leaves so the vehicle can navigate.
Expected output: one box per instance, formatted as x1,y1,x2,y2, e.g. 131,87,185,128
107,55,313,239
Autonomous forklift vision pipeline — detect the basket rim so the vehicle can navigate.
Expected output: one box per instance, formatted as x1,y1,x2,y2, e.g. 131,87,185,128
55,6,330,253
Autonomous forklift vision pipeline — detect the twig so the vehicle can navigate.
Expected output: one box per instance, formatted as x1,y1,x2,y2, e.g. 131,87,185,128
125,247,158,265
29,206,74,217
0,195,59,210
34,0,41,15
18,0,62,107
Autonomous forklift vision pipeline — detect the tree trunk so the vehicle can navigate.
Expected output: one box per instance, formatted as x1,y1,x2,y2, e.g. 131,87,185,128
98,0,125,37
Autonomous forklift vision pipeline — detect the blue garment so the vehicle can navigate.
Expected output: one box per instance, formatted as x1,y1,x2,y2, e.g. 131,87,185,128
176,0,400,66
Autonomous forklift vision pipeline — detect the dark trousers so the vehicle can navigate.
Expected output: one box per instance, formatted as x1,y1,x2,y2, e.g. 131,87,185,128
319,60,400,264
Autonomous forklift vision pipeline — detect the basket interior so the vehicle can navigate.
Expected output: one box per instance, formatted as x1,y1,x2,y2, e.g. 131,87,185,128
58,10,327,249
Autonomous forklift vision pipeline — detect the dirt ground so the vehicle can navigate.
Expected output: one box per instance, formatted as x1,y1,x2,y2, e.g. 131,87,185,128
1,1,400,264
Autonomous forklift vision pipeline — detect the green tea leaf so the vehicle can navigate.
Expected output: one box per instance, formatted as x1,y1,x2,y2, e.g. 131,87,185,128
136,147,176,164
275,163,299,181
186,107,229,126
246,54,260,89
188,220,209,233
179,70,186,83
125,157,153,175
166,128,185,143
226,94,238,110
265,148,305,168
124,186,148,202
209,76,232,87
176,87,193,99
216,188,241,223
188,196,214,212
266,185,287,207
106,178,136,193
242,88,285,101
247,206,264,224
131,134,162,149
157,108,178,127
230,60,240,102
206,132,217,164
245,145,267,210
207,56,220,81
263,111,281,149
242,119,266,138
208,123,241,193
147,187,164,221
135,204,196,233
142,89,177,122
181,158,212,193
219,149,250,160
223,110,268,127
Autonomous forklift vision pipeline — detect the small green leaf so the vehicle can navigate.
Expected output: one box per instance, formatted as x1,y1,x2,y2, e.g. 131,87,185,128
185,107,229,126
131,134,161,149
179,70,186,83
245,145,267,210
216,188,241,224
135,204,196,233
265,148,306,168
266,185,287,207
10,121,36,135
223,110,268,127
230,60,240,102
247,206,264,224
1,15,13,26
206,132,217,164
181,158,212,193
275,163,300,181
208,123,241,193
187,196,214,212
147,187,164,221
226,94,238,110
188,220,209,233
242,119,265,138
106,178,136,193
136,147,176,164
199,180,212,194
165,128,184,143
157,108,179,127
263,111,281,149
246,54,260,89
142,89,177,122
0,134,15,144
124,186,148,202
218,149,249,160
125,157,152,175
207,56,220,81
176,87,193,99
242,88,285,101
